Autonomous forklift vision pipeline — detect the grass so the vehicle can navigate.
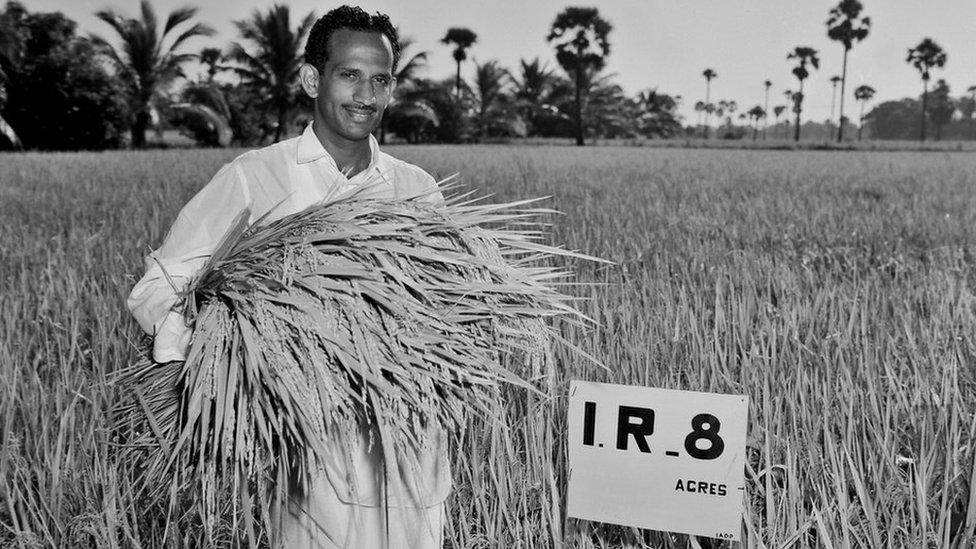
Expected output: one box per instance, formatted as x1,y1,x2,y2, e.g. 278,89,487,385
2,145,976,547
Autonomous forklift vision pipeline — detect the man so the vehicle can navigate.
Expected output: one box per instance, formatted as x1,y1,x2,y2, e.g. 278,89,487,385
127,6,450,548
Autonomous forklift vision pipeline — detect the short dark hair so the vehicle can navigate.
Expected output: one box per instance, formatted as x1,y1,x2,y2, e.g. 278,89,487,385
304,6,400,73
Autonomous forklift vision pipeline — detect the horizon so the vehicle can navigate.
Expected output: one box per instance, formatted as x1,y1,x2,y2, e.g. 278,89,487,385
29,0,976,128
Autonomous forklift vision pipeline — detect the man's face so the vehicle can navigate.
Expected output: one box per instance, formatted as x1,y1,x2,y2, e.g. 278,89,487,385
302,29,396,144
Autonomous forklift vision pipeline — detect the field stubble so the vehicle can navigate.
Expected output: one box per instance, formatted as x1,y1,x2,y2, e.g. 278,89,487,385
1,146,976,548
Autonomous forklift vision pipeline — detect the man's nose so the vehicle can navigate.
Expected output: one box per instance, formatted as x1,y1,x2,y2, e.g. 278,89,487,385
353,82,377,105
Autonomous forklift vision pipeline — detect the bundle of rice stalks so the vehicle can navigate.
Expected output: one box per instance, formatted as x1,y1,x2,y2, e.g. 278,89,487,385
111,183,598,544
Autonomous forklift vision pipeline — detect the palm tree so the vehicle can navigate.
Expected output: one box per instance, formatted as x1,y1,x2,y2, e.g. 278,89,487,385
763,80,772,139
547,7,612,146
91,0,214,147
509,57,557,134
773,105,787,139
634,89,681,138
198,47,224,82
510,57,555,104
717,99,737,136
441,27,477,99
826,0,870,142
829,75,842,137
471,59,515,138
380,35,428,144
694,100,705,135
228,4,315,143
787,47,819,141
747,105,765,140
928,79,954,141
906,37,947,142
702,68,717,138
853,84,874,140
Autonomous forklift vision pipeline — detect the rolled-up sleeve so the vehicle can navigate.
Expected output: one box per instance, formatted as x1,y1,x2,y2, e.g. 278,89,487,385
127,161,252,338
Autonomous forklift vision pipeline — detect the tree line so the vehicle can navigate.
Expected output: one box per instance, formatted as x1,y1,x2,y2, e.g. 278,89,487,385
696,0,963,143
0,0,970,150
0,2,683,150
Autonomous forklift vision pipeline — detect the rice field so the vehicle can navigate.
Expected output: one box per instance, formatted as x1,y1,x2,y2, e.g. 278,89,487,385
2,144,976,548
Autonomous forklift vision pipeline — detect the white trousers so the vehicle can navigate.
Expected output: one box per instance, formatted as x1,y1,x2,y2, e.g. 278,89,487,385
280,470,445,549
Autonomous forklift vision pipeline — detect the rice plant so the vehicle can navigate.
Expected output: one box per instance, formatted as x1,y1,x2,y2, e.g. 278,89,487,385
2,145,976,547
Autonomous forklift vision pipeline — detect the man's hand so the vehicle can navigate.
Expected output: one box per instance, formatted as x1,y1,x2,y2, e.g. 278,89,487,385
153,310,193,363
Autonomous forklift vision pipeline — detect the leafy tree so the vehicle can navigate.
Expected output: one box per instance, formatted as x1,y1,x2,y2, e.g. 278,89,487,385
2,3,127,149
906,37,947,142
865,98,920,140
927,79,954,141
853,84,875,140
441,27,477,99
962,85,976,139
91,0,214,147
826,0,870,142
787,46,819,141
547,7,612,146
228,4,314,143
701,68,717,137
747,105,765,140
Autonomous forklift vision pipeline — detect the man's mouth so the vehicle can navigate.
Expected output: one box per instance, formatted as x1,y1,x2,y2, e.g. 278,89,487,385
344,105,376,122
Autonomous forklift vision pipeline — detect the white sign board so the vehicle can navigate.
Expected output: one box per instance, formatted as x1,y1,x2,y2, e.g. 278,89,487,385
567,381,748,542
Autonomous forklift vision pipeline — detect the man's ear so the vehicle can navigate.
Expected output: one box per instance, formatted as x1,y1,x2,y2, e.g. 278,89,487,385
299,63,320,98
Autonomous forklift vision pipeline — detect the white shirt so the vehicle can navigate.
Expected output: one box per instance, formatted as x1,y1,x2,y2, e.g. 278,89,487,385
127,124,450,506
128,124,440,360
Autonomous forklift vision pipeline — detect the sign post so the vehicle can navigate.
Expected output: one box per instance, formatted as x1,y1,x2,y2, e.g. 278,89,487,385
567,380,749,542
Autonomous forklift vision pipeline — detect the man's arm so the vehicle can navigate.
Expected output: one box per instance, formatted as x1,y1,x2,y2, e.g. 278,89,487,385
128,161,252,362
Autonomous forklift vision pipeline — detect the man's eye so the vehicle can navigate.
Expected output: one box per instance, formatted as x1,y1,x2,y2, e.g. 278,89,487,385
342,72,357,80
374,77,389,85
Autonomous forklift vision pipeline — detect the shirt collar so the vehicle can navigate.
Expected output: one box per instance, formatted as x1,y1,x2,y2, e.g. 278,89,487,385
295,122,380,170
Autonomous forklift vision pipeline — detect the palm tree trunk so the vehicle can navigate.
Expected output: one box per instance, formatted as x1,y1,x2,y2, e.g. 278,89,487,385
704,80,711,139
574,65,584,146
794,85,803,142
837,49,849,142
829,84,837,140
132,108,150,148
763,89,770,140
920,80,928,142
858,101,865,141
455,61,461,99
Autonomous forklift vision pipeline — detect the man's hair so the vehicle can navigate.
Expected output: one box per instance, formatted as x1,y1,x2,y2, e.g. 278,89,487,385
304,6,400,73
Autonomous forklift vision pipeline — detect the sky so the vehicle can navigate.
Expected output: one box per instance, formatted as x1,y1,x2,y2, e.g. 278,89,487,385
31,0,976,126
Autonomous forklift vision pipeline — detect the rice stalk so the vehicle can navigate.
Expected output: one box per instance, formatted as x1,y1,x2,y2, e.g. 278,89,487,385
109,185,599,545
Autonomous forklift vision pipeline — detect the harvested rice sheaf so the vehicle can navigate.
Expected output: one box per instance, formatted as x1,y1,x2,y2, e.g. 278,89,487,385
112,185,597,539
